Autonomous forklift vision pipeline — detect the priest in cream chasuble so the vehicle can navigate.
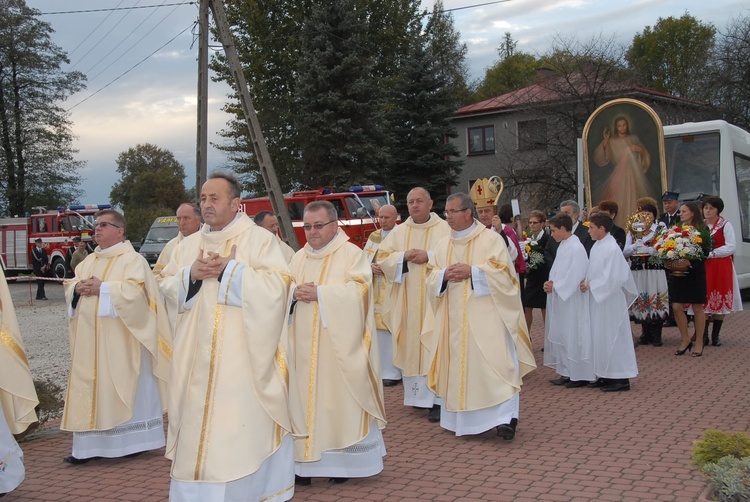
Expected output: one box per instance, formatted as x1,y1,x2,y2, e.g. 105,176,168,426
290,202,386,481
159,174,304,502
425,194,535,438
363,204,402,384
376,188,450,410
62,210,171,463
0,272,39,494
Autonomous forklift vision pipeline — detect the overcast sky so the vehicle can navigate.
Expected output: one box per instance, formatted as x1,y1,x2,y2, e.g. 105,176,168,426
26,0,745,204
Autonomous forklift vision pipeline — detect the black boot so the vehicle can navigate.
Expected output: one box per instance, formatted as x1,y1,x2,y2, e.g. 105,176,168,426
703,320,710,347
637,323,652,345
651,321,663,347
711,319,723,346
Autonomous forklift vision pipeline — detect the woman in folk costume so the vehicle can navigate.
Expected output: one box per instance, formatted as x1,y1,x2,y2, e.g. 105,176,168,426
623,203,669,347
0,273,39,496
699,196,742,347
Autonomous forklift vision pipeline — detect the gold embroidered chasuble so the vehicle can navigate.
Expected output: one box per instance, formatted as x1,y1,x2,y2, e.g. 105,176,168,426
424,224,536,412
159,214,305,482
61,241,172,432
376,214,450,376
289,230,386,462
363,228,387,330
0,274,39,434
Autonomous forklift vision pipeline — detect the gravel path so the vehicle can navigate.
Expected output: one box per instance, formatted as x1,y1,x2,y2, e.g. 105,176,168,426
8,279,71,390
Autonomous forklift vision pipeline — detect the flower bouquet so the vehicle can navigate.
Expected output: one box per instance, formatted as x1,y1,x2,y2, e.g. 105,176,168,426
651,224,708,275
524,239,545,271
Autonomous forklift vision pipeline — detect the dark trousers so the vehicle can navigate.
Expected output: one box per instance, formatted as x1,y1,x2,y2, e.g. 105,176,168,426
36,279,46,299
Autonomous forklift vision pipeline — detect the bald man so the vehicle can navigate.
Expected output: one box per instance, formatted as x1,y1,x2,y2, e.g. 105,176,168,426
364,205,401,386
254,211,296,263
377,188,450,421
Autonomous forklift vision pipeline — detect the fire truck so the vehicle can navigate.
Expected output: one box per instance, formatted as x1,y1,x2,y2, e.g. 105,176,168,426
0,204,108,279
241,186,394,248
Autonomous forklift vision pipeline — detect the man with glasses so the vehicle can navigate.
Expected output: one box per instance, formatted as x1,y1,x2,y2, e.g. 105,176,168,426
61,209,172,465
289,200,386,485
159,172,303,501
364,205,402,387
376,187,450,422
425,193,535,440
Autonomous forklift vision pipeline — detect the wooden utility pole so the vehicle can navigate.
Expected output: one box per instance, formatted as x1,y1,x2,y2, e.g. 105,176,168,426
207,0,299,249
195,0,209,197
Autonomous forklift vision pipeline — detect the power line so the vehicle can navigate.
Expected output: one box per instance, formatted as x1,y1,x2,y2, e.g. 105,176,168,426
69,0,146,71
84,0,184,80
68,0,128,58
67,23,195,111
430,0,512,16
41,2,195,15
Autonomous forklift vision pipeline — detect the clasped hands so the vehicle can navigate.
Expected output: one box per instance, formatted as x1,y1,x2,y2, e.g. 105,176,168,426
76,277,102,297
294,282,318,303
190,245,237,282
444,263,471,282
404,249,428,264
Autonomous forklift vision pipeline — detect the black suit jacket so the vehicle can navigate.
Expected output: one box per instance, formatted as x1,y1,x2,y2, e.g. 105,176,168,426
31,246,49,275
610,224,626,250
659,212,679,228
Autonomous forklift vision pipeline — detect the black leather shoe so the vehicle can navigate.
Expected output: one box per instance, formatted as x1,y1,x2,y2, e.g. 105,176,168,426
601,380,630,392
295,475,311,486
549,376,570,386
328,478,349,484
63,455,92,465
382,379,401,387
564,380,588,388
588,378,609,388
496,418,518,440
428,405,441,422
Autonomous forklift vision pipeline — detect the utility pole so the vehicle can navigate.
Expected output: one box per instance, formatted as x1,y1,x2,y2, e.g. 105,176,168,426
207,0,299,249
195,0,209,197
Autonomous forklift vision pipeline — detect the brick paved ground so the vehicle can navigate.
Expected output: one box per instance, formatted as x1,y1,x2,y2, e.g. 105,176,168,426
8,304,750,501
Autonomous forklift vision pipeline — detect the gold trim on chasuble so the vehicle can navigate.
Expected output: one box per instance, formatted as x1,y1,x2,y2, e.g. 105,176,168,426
0,328,28,366
447,239,473,411
303,253,330,460
194,239,232,479
406,225,432,373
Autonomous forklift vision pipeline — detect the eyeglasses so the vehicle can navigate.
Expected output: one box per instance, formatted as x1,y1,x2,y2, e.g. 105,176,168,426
443,208,470,217
94,221,121,229
302,220,337,232
529,220,542,225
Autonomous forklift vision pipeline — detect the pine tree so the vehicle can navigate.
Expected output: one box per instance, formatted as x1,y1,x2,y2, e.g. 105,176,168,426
386,34,462,213
292,0,389,188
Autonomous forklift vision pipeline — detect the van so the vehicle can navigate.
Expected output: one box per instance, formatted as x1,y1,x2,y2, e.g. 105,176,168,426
139,216,179,267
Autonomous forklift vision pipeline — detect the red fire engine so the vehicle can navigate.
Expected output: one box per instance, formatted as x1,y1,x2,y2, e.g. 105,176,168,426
241,186,394,248
0,204,109,278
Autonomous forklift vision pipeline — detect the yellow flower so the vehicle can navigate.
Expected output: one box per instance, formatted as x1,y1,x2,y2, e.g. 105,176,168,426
583,221,590,227
665,241,675,250
525,244,531,253
693,236,702,244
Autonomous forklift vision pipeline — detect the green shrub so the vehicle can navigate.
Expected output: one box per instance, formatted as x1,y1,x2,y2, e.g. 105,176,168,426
701,456,750,502
692,429,750,470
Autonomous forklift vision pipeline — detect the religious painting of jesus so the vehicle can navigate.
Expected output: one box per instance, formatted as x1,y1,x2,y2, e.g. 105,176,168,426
582,98,666,227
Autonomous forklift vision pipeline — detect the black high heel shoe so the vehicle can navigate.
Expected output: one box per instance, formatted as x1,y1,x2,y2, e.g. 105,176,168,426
692,348,704,357
675,342,693,355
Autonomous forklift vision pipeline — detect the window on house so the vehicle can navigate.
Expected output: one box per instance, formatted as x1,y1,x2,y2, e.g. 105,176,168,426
468,126,495,155
517,119,547,151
